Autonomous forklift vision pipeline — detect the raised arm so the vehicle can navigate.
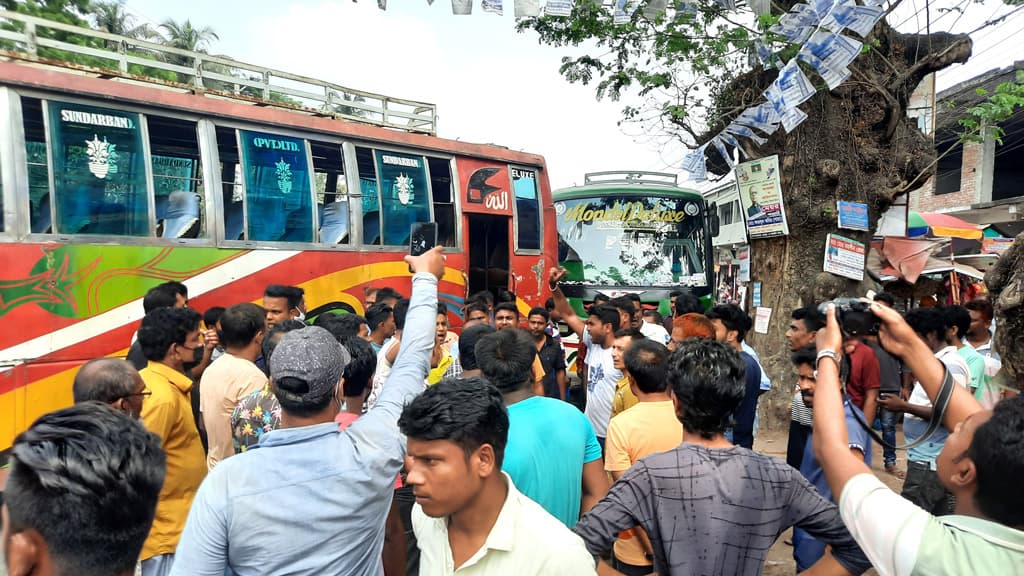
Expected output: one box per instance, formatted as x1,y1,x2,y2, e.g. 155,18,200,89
549,267,585,338
812,305,874,502
349,248,443,451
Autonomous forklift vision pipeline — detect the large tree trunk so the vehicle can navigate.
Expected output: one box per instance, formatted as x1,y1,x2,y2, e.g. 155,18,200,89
708,23,972,430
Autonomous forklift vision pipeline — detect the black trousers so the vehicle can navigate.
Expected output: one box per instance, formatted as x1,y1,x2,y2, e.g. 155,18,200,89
902,461,955,516
395,485,420,576
786,419,813,470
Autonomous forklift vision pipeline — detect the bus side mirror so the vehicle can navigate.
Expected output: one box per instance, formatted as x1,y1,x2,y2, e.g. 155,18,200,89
708,202,721,238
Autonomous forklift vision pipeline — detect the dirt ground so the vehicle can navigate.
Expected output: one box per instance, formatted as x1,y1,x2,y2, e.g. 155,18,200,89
756,425,904,576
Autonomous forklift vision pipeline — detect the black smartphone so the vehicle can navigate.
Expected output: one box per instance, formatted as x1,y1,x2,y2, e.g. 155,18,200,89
410,222,438,256
408,222,438,272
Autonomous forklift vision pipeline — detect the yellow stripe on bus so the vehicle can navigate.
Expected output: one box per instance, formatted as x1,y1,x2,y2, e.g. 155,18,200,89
1,348,129,451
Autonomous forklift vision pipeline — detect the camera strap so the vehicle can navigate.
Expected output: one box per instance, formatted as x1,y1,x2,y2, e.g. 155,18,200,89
851,365,955,451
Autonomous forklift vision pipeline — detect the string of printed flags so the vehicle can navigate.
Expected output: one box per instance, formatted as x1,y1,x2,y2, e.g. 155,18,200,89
373,0,885,182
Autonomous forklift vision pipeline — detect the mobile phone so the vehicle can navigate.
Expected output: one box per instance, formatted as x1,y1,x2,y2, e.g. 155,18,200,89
408,222,438,272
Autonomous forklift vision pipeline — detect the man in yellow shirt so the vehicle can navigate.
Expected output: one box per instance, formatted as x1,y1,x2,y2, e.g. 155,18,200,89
605,339,684,575
137,306,208,576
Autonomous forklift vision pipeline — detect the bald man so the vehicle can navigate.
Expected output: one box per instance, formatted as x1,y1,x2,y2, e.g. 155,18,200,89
72,358,149,419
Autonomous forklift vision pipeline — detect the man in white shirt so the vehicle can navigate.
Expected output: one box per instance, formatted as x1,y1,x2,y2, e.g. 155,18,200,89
878,307,970,516
401,378,596,575
550,268,622,452
813,302,1024,576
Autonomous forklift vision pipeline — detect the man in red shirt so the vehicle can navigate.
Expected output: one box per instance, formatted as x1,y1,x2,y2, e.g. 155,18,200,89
843,336,881,426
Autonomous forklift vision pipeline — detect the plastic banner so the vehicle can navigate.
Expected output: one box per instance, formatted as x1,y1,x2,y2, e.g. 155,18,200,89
545,0,574,16
482,0,503,14
378,0,387,9
452,0,473,14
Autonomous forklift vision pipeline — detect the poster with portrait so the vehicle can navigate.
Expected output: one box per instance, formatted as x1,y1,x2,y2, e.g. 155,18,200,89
735,154,789,239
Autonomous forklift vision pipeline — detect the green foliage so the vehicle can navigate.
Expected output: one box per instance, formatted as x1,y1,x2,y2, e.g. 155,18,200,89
518,1,784,140
0,0,106,66
959,70,1024,145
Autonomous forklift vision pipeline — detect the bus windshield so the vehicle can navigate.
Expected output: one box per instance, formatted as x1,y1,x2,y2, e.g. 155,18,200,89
555,195,708,288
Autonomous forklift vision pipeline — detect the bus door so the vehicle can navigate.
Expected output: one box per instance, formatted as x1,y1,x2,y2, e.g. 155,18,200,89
458,159,515,301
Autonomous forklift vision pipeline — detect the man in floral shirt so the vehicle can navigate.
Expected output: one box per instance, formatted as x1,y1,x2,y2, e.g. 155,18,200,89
231,319,305,453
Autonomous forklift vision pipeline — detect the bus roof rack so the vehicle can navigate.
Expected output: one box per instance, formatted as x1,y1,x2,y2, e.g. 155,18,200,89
0,10,438,135
583,171,679,187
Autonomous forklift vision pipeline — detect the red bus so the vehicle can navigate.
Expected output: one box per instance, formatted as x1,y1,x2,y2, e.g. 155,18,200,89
0,12,555,454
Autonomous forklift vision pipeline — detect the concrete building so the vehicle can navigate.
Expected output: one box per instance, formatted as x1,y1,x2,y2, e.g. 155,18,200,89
912,62,1024,238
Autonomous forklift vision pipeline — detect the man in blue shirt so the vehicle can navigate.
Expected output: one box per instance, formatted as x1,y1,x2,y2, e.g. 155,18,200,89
707,304,763,449
476,328,608,527
169,247,444,576
789,346,872,571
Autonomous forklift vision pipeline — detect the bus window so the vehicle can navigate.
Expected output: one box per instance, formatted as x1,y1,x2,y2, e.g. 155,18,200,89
22,98,50,234
356,146,380,245
215,126,244,241
512,167,541,251
148,115,204,239
375,150,430,246
238,129,313,243
310,140,349,245
427,156,456,247
46,101,149,236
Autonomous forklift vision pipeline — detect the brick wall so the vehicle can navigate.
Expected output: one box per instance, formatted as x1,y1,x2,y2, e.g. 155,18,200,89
913,141,980,212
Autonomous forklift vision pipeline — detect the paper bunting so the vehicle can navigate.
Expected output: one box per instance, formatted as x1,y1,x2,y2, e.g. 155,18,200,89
613,0,640,24
452,0,472,14
749,0,770,16
711,136,736,168
725,122,768,145
643,0,668,20
717,131,747,158
482,0,503,14
675,0,699,19
545,0,574,16
780,106,808,133
680,0,879,181
514,0,541,16
378,0,387,9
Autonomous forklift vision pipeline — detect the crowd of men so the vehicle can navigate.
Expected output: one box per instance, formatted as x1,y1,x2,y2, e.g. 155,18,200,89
1,246,1021,576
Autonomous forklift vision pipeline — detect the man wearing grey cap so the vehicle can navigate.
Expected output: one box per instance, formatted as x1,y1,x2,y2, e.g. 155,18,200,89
170,247,446,576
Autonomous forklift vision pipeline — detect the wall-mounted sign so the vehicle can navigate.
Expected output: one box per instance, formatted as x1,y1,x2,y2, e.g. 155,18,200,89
837,201,870,231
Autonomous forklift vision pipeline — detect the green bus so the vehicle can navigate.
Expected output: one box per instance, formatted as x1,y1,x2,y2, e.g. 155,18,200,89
553,171,719,320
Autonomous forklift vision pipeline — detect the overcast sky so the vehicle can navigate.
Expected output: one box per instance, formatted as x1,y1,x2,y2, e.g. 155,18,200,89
123,0,1023,189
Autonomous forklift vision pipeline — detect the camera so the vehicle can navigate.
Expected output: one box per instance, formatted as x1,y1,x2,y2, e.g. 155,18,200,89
818,297,879,336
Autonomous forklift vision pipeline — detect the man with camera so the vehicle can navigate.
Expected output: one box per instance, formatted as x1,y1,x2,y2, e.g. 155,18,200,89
813,301,1023,574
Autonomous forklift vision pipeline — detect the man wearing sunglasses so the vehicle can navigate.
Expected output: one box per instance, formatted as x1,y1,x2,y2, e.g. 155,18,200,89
72,357,151,419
